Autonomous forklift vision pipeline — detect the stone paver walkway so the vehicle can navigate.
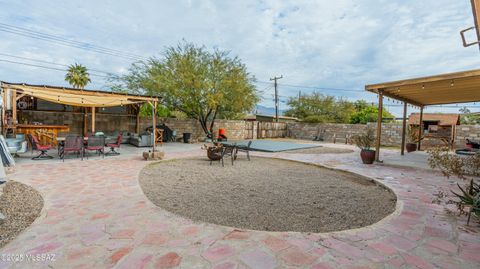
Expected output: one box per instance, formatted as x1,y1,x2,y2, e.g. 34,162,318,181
1,146,479,268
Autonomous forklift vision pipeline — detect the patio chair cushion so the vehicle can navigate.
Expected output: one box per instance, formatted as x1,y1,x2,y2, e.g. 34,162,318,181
36,144,52,151
106,143,120,148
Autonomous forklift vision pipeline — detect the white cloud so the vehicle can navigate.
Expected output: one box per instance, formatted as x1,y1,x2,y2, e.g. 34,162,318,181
0,0,478,115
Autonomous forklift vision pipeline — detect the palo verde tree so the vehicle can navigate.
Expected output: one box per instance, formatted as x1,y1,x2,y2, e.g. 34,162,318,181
116,42,259,136
65,63,91,89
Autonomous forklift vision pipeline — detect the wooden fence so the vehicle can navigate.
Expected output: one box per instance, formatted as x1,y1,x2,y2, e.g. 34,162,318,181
257,122,287,139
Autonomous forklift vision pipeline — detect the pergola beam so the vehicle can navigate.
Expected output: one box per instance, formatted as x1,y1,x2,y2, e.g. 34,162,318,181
1,82,159,102
91,106,96,133
365,69,480,89
368,88,423,107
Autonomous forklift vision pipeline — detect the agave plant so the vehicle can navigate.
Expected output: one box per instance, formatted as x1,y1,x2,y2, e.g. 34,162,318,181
428,147,480,224
451,179,480,224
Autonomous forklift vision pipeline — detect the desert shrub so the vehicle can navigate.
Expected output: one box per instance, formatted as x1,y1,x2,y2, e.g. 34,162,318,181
353,128,376,150
428,147,480,224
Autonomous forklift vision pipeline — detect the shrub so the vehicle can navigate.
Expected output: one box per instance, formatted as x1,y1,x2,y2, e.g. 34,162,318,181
353,128,376,150
428,147,480,224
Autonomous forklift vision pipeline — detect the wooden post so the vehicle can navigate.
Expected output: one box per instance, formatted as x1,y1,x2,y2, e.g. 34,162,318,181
417,106,424,151
1,87,6,134
83,108,87,136
451,124,457,150
1,89,3,135
136,107,140,134
375,91,383,162
152,100,157,152
91,106,96,133
12,89,17,135
401,102,408,155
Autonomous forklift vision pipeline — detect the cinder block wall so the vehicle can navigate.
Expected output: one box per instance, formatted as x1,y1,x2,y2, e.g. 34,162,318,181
21,111,136,135
286,122,480,147
138,118,248,140
21,111,247,140
19,110,480,147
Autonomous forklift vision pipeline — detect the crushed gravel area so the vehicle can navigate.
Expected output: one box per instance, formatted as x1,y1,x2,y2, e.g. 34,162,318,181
0,181,43,248
140,157,396,232
284,146,354,154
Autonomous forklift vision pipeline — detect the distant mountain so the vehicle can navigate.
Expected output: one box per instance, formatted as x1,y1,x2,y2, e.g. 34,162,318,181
255,105,286,116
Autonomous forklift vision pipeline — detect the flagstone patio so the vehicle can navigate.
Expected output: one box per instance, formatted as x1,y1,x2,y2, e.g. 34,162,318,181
1,143,479,268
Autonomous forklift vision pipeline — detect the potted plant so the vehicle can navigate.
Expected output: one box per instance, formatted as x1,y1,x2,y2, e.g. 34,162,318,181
353,128,376,164
406,127,418,152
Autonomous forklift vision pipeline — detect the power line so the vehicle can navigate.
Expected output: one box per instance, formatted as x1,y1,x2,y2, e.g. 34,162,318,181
0,23,148,61
255,80,362,92
0,52,117,76
0,58,110,79
0,23,146,60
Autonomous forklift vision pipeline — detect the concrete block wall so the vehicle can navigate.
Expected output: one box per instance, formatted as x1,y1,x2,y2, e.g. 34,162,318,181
286,122,412,146
287,122,480,147
21,111,136,135
139,117,248,140
287,122,368,142
455,125,480,145
19,110,480,147
21,111,248,140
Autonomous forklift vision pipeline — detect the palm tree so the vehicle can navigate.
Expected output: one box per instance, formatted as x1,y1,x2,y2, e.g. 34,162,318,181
65,63,91,89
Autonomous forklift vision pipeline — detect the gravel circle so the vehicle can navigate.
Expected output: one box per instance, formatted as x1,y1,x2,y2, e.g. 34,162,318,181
283,146,354,154
140,157,396,233
0,181,44,248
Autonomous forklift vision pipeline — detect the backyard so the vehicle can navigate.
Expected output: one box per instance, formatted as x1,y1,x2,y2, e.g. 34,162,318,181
0,139,478,268
1,1,480,268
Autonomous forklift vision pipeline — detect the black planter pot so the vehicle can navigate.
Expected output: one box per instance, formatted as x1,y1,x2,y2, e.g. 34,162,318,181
360,149,376,164
406,143,417,153
183,133,191,143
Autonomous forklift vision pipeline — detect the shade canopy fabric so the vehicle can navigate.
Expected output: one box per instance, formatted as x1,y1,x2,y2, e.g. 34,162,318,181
365,69,480,106
2,83,158,107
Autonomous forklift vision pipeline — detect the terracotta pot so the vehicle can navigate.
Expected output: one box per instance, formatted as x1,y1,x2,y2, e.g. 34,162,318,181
360,149,376,164
406,143,417,153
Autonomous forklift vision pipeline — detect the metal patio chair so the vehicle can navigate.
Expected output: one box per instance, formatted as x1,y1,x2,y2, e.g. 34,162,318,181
84,135,105,159
61,135,84,162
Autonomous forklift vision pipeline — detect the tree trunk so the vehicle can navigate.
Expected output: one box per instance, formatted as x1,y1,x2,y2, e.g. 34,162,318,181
198,117,210,136
208,108,218,135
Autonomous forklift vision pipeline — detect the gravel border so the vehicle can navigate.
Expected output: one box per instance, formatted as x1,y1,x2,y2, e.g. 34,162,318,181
140,157,396,233
0,181,44,248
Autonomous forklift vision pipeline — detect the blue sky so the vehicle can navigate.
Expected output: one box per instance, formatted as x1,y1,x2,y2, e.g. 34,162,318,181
0,0,479,116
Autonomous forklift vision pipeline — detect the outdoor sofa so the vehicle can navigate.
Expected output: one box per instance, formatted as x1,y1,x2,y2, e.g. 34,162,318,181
128,132,154,147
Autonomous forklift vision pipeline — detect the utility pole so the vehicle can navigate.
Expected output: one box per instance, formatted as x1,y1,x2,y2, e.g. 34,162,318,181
270,75,283,122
